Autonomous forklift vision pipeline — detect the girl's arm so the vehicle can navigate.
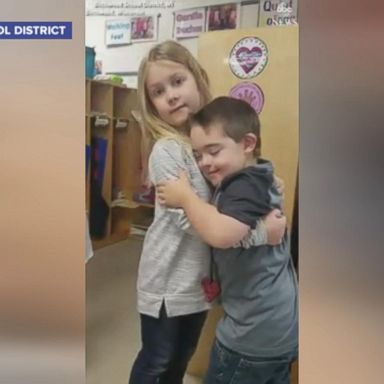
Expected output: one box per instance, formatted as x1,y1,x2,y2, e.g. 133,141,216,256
149,139,203,233
234,212,286,249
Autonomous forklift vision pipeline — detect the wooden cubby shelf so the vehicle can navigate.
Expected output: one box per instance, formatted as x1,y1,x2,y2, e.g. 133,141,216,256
111,199,154,209
86,79,154,249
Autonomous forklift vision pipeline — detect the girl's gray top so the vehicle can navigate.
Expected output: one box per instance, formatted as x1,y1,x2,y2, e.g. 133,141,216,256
136,138,212,318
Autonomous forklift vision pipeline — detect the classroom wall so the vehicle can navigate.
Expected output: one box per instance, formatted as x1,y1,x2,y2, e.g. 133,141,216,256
86,0,260,88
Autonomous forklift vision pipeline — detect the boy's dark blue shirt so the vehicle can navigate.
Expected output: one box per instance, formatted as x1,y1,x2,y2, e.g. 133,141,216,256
212,159,298,357
217,159,280,228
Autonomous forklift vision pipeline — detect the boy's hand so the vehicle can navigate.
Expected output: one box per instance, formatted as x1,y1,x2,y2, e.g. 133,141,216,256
263,209,286,245
156,170,192,208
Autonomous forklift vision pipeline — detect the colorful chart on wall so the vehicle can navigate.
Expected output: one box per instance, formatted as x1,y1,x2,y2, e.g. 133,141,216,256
229,82,265,114
228,36,268,79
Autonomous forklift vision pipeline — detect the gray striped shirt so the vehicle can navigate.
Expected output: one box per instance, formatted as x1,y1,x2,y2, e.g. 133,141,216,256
137,138,212,317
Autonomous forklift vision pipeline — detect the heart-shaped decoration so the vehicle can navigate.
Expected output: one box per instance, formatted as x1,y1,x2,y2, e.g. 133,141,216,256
229,37,268,79
235,46,263,74
201,277,221,302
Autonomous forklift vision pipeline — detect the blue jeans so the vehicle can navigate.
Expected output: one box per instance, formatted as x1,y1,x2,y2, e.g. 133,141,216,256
129,304,207,384
204,339,298,384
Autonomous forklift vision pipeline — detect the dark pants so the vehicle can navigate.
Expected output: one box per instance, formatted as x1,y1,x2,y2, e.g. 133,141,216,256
129,304,208,384
204,339,298,384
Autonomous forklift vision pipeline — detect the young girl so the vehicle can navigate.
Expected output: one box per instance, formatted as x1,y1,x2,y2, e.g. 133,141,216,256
128,40,285,384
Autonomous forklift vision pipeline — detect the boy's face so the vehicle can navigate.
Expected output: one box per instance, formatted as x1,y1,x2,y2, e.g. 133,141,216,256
190,122,255,187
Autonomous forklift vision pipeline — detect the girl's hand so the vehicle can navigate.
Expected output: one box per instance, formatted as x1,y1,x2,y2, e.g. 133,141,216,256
274,175,285,196
273,175,285,210
156,170,192,208
263,209,286,245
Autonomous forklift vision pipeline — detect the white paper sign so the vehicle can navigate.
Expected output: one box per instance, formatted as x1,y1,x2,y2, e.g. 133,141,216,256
105,19,131,46
174,8,206,39
258,0,298,27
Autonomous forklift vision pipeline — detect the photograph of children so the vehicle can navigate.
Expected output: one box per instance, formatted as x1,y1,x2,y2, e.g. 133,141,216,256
207,3,239,31
130,15,157,42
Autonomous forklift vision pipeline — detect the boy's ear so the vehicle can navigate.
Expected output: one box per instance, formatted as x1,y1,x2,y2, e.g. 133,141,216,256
243,133,257,154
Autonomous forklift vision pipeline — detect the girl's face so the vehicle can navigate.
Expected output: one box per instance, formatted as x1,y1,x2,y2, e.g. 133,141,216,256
146,60,201,128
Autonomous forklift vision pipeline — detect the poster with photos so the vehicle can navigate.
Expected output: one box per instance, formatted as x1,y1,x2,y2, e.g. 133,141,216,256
206,3,240,31
131,15,158,42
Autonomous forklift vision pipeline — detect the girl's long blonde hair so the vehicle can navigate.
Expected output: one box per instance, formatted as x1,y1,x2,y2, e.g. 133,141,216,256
137,40,212,146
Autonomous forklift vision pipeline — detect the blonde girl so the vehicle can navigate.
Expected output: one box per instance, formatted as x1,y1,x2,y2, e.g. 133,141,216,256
129,40,285,384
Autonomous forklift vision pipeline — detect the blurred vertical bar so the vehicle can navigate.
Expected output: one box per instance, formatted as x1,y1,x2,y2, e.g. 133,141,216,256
0,1,85,383
300,0,384,383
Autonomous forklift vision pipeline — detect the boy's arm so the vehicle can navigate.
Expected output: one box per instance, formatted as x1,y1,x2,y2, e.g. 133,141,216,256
158,175,249,248
157,169,284,248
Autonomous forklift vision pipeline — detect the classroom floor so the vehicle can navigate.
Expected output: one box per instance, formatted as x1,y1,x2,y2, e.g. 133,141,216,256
86,237,202,384
86,237,298,384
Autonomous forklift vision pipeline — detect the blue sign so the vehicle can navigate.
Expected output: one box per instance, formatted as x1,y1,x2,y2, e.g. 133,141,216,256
0,22,72,39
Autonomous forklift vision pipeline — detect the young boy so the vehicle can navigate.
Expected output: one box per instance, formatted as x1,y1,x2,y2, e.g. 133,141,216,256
157,96,298,384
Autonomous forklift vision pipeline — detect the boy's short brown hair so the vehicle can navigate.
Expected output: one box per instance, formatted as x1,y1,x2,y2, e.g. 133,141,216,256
189,96,261,157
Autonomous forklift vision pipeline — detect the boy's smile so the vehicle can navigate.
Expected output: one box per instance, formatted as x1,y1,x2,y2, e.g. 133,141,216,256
190,122,255,186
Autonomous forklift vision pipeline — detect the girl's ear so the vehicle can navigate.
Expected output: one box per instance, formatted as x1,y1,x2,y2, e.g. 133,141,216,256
243,133,257,154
